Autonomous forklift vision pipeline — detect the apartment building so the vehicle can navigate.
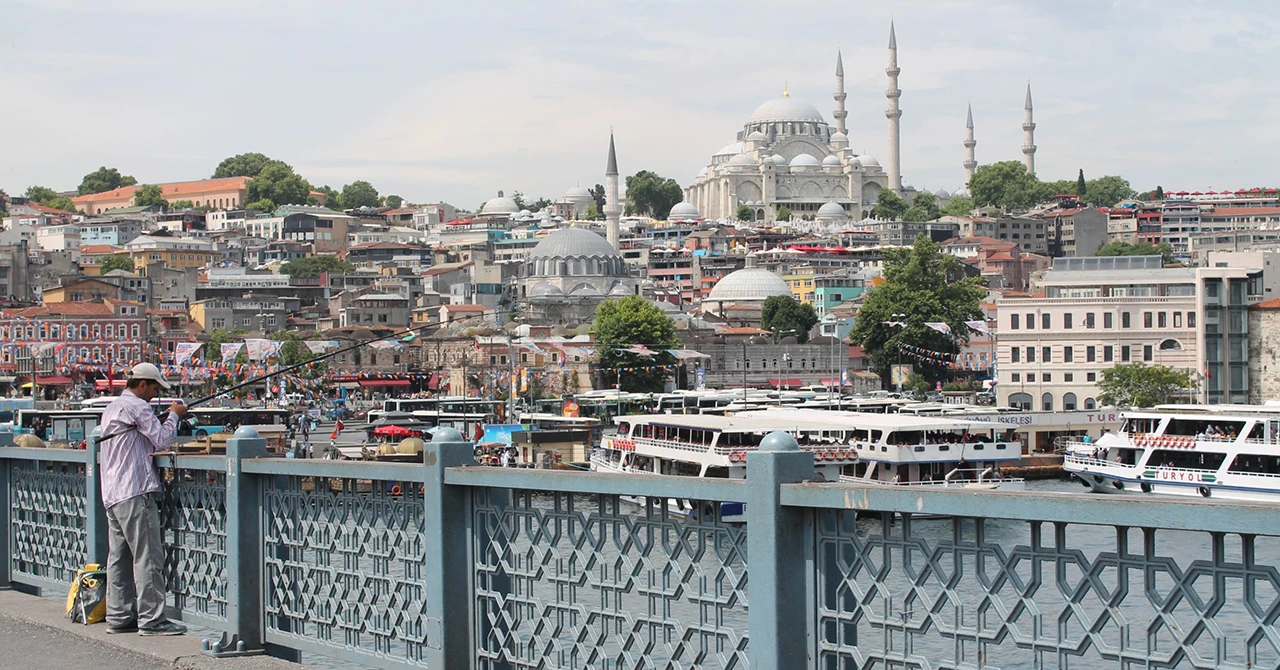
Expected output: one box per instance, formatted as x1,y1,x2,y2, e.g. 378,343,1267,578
993,217,1048,254
1161,200,1201,260
1041,207,1107,257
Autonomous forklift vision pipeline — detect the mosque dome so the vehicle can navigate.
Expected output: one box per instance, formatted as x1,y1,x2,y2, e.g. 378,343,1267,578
609,282,633,297
528,281,565,298
481,191,520,215
749,96,826,124
518,209,532,217
528,227,620,261
770,154,787,166
562,186,593,203
706,268,792,302
954,187,970,198
829,131,849,145
857,155,880,168
746,131,768,142
816,202,849,220
934,188,951,198
569,285,604,297
697,166,708,178
822,155,842,167
789,153,820,167
715,141,746,156
729,153,757,167
668,202,702,220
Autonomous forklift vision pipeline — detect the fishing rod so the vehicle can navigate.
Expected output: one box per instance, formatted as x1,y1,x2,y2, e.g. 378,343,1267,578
97,321,442,445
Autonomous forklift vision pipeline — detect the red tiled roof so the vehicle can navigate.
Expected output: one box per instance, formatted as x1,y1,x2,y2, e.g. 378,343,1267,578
6,299,142,318
22,201,75,215
71,177,251,204
80,244,122,255
1252,297,1280,310
719,327,770,335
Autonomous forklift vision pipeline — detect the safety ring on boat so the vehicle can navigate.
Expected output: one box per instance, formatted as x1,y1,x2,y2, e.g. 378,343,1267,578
390,485,402,496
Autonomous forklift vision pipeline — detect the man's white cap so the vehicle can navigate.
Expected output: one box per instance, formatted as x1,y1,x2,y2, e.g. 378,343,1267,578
128,362,172,389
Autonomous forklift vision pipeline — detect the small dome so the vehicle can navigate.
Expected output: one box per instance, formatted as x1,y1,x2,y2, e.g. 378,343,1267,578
706,268,792,302
528,227,621,260
562,186,593,202
481,191,520,215
746,130,768,142
609,282,632,297
816,202,849,220
934,188,951,198
528,281,565,298
697,166,708,177
771,154,787,166
668,202,702,220
569,284,603,297
829,131,849,145
750,96,826,123
857,155,880,168
729,153,757,167
518,209,532,217
953,187,970,198
789,153,820,167
715,141,745,156
650,298,680,313
822,155,842,167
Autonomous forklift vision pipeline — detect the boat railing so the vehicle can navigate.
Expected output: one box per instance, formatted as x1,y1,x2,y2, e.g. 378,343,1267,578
589,455,652,475
839,468,1026,487
1063,452,1136,468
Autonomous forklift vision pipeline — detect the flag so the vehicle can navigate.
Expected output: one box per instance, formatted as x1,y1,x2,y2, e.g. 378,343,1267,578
330,419,344,441
965,320,991,335
925,322,952,335
474,424,484,443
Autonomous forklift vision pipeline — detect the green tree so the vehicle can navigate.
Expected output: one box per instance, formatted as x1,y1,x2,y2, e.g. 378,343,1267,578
133,184,167,208
776,205,792,221
280,255,355,277
736,205,753,221
245,199,276,213
204,329,234,363
1083,175,1135,207
24,186,77,212
625,170,683,219
510,191,527,211
213,152,280,178
99,254,134,274
385,194,403,209
941,195,975,217
270,331,316,366
848,235,986,383
1095,241,1174,265
247,162,312,208
78,166,136,195
1154,185,1164,200
588,184,606,211
968,160,1041,210
583,204,602,220
341,180,381,209
593,295,681,393
761,295,819,343
872,190,907,220
1076,169,1087,199
310,185,342,209
1097,363,1194,408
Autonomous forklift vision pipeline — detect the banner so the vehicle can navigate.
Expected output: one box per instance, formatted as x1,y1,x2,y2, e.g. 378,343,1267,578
174,342,203,366
965,320,991,335
696,367,706,391
220,342,244,361
925,322,952,335
245,338,281,361
305,341,340,354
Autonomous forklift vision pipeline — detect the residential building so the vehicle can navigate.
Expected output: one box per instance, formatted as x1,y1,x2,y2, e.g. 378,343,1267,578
0,299,147,379
1249,298,1280,403
189,297,288,333
812,272,866,316
156,210,208,235
44,274,147,305
71,176,252,215
244,205,355,254
79,219,143,246
34,224,81,255
993,216,1048,253
940,215,998,239
5,200,75,226
0,241,32,301
1041,207,1107,257
860,220,958,247
1161,200,1200,260
346,242,431,267
337,292,412,328
412,202,459,229
122,235,219,274
942,237,1048,292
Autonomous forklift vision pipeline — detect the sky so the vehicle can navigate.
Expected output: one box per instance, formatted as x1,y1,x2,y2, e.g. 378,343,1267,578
2,0,1277,209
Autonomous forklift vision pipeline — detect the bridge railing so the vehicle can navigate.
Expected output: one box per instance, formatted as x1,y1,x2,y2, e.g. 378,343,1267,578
5,428,1280,669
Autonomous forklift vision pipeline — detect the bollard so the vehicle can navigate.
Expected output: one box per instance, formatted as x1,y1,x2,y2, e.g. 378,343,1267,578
207,426,269,658
84,428,109,566
746,431,815,669
421,427,477,668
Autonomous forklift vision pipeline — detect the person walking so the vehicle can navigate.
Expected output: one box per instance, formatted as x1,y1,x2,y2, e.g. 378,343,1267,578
98,363,189,636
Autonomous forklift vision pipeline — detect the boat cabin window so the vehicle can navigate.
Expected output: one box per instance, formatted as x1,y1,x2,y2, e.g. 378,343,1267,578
1149,449,1226,471
1165,418,1243,439
1122,418,1159,434
705,466,729,479
1247,422,1264,441
1229,454,1280,475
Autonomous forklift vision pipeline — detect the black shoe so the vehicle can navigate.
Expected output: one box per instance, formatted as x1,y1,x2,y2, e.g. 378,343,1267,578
105,623,138,634
138,621,187,636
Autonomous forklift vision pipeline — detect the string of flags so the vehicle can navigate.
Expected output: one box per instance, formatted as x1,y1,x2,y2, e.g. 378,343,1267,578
897,343,993,371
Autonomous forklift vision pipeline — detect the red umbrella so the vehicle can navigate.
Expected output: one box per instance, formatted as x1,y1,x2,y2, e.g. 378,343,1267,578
374,425,414,437
1176,190,1189,195
1190,191,1202,195
1236,189,1248,194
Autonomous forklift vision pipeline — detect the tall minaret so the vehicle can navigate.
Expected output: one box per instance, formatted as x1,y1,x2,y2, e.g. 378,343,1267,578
963,103,977,184
885,21,903,193
604,131,621,249
1022,82,1037,175
833,50,848,135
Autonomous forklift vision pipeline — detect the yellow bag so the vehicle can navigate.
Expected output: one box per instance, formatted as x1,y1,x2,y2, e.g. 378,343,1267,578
66,564,108,625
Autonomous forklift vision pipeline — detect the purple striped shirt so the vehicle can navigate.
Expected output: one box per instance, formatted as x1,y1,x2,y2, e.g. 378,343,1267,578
98,390,179,509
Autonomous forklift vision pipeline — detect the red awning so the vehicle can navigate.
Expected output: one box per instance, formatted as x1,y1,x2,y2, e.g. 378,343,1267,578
766,378,805,387
94,379,125,390
36,376,74,385
359,379,411,387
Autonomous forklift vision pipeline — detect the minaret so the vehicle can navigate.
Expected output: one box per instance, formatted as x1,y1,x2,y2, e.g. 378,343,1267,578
604,131,621,249
885,22,902,193
963,103,977,183
833,50,848,135
1022,82,1037,175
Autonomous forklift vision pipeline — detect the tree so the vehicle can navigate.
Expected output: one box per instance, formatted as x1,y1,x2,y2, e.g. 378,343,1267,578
1095,241,1174,265
776,205,792,221
736,205,753,221
99,254,134,274
848,235,986,383
968,161,1041,210
528,197,553,212
588,184,606,211
940,195,975,217
583,204,602,220
204,329,234,363
341,180,381,209
78,166,136,195
625,170,683,219
1154,185,1165,201
280,256,355,277
133,184,167,208
1076,169,1087,200
385,194,403,209
245,199,276,213
24,186,76,212
270,330,316,367
761,296,819,343
213,152,281,178
510,191,527,211
311,185,342,209
1083,175,1135,207
593,295,681,393
1097,363,1194,408
872,190,907,220
246,162,312,208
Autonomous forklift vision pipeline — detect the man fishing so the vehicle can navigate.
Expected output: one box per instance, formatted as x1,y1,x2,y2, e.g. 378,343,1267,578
98,362,189,636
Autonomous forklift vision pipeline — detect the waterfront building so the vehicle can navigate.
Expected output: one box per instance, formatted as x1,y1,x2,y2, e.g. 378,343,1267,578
71,176,252,215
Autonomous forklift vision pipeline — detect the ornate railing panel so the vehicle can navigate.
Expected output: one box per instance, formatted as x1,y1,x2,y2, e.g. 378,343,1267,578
9,459,87,588
161,466,228,623
472,490,750,670
262,475,429,667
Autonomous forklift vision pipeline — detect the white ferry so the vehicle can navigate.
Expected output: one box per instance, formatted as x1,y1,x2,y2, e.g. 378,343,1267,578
1063,404,1280,501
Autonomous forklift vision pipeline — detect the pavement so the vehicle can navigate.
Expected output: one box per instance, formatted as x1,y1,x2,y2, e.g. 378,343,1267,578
0,589,312,670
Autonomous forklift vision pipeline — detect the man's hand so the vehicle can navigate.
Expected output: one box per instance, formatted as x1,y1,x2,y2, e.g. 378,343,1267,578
168,401,189,417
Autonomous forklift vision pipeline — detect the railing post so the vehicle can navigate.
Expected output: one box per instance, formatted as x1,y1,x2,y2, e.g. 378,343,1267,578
0,452,10,588
84,428,109,566
219,427,268,653
421,427,476,668
746,431,815,669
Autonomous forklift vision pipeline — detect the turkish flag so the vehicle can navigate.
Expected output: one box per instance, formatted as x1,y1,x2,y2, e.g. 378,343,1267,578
330,419,344,440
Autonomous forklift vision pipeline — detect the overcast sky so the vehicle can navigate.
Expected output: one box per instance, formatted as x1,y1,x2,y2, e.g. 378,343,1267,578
3,0,1277,209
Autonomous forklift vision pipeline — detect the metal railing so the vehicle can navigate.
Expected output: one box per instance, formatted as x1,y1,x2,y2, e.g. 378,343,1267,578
5,429,1280,669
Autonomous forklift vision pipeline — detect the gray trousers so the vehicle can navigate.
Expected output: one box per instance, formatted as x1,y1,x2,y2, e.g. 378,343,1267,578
105,493,167,628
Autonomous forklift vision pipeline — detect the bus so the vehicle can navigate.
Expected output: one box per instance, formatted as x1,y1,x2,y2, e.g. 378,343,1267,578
14,409,102,446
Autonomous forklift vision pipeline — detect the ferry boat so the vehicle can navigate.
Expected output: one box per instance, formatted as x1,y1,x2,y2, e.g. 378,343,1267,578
1063,404,1280,501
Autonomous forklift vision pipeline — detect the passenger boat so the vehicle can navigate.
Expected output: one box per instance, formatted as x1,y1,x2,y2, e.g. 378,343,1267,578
1063,404,1280,501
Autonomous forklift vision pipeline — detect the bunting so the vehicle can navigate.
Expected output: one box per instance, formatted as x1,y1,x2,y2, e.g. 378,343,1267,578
897,343,993,371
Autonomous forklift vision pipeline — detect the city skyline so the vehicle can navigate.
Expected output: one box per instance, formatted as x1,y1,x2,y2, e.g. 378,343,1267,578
2,0,1277,209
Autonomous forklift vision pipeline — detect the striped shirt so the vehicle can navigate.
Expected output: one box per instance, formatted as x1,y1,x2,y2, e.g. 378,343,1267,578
99,390,180,509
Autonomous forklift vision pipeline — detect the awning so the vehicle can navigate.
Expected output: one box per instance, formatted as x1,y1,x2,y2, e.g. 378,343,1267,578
36,376,74,385
360,379,411,387
95,379,126,390
0,376,16,383
667,349,711,360
767,378,805,387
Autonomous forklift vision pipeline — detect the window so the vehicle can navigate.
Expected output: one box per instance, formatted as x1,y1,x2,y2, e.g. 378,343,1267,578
1043,373,1052,382
1122,312,1131,328
1011,373,1021,382
1027,347,1036,363
1087,372,1097,382
1084,397,1096,410
1026,313,1035,330
1042,313,1051,329
1063,313,1073,329
240,318,251,328
1027,373,1036,382
1043,347,1052,362
1010,314,1020,330
1104,346,1113,362
1158,312,1167,328
1042,393,1054,411
1122,346,1131,362
211,318,225,330
1105,312,1113,328
1174,312,1183,328
1012,348,1020,363
1188,312,1197,328
1144,312,1153,328
1065,373,1074,382
1087,346,1096,362
1064,347,1074,363
1144,345,1153,362
1063,392,1077,411
1086,313,1095,328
